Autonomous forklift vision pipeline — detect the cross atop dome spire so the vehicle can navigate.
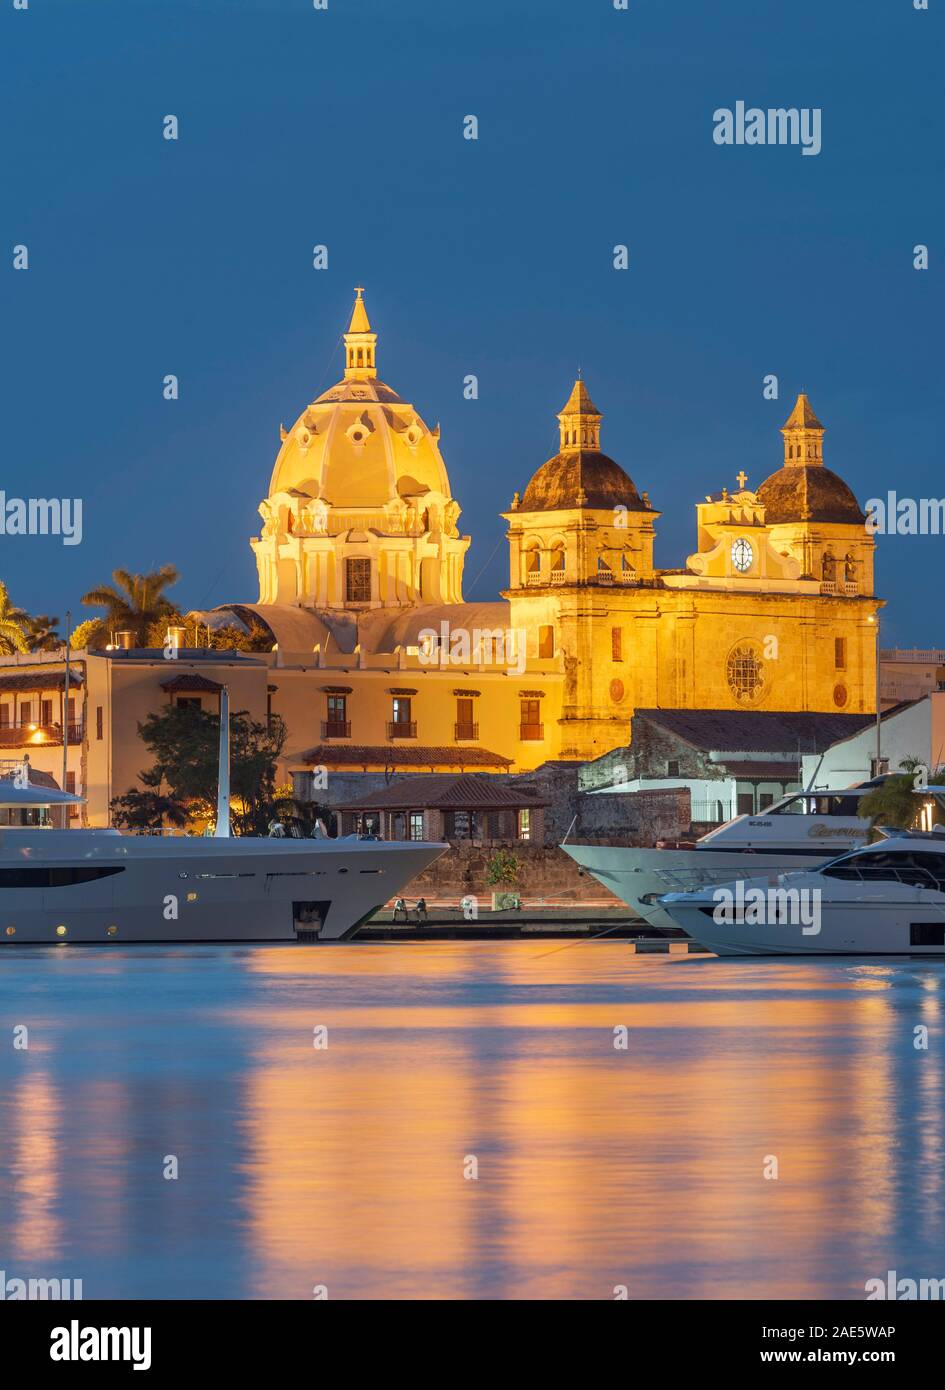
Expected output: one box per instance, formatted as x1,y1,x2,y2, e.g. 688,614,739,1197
348,286,371,334
557,376,602,452
781,391,824,468
344,286,377,380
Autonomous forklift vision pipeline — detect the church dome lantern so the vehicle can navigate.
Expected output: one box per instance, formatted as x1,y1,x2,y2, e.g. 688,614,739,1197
757,393,864,525
518,377,653,514
506,375,659,590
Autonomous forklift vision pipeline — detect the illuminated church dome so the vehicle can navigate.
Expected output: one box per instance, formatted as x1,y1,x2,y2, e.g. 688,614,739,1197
267,288,453,511
519,378,651,513
757,393,864,525
253,289,468,609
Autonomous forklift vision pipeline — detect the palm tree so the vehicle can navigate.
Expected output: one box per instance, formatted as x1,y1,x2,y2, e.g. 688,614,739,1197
81,565,180,645
20,613,61,651
0,582,30,655
858,756,944,835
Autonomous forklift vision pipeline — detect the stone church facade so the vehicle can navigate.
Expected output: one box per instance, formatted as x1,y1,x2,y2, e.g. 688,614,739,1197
0,289,880,825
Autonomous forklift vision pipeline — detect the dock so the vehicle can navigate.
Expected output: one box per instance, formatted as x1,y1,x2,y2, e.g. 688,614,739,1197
354,901,710,949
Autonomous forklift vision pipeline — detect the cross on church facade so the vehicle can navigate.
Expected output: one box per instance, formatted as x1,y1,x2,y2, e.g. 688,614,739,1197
736,470,748,489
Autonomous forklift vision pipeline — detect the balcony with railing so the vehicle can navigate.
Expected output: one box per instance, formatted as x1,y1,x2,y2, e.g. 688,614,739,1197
525,567,568,587
388,720,417,739
454,722,479,741
321,719,351,739
0,722,83,749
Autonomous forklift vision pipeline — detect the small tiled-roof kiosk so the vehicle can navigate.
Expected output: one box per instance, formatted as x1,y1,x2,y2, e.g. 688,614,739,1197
335,773,549,845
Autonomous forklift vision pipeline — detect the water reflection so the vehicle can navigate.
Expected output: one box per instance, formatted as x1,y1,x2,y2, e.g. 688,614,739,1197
0,944,942,1298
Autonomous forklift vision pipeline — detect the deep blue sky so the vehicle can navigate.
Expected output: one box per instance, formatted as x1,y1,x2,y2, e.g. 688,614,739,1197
2,0,942,645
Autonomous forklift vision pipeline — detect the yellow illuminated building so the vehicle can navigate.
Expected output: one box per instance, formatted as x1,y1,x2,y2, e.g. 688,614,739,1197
0,290,880,821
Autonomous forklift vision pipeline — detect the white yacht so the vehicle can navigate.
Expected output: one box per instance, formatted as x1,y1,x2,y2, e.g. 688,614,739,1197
657,832,945,956
562,783,880,931
0,780,445,945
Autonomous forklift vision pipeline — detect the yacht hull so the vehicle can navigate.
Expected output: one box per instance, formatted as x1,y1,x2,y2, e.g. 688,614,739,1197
561,843,834,931
660,877,945,957
0,832,446,944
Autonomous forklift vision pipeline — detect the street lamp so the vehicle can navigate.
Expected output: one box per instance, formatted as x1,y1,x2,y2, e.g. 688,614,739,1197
868,613,883,775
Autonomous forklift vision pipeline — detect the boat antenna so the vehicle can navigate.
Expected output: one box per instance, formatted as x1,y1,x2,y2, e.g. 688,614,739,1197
804,751,824,793
215,685,231,837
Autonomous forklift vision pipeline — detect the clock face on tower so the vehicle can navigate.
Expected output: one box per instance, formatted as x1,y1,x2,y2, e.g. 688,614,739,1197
731,537,754,573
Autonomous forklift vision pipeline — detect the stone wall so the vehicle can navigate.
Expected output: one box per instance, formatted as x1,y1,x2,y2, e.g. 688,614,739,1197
573,785,692,843
578,721,725,790
402,841,616,904
395,785,694,902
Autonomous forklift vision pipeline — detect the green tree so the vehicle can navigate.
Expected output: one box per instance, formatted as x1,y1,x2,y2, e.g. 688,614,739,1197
858,756,944,835
110,777,190,833
143,612,274,652
0,582,30,654
70,618,110,651
18,613,61,651
208,620,274,653
110,703,288,835
486,847,520,886
82,565,180,646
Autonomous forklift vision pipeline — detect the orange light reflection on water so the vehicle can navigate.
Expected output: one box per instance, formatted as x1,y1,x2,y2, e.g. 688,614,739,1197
229,946,944,1299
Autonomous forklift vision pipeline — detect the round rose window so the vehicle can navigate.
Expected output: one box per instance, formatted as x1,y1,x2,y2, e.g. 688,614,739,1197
726,642,765,704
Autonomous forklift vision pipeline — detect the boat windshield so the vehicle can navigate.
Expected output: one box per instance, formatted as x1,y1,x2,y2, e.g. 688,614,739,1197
820,846,945,890
768,792,865,817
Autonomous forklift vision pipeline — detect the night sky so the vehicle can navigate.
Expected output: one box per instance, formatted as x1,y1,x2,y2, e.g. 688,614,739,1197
2,0,942,644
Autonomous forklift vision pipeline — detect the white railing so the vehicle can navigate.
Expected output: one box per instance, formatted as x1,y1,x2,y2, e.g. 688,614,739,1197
881,649,945,664
820,580,858,596
690,800,731,824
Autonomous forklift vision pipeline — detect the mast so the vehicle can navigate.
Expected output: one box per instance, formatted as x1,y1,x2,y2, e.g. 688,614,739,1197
215,685,231,837
61,610,72,828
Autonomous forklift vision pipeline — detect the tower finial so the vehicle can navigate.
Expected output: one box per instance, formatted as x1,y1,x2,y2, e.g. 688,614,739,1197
781,391,824,467
344,286,377,378
557,376,602,453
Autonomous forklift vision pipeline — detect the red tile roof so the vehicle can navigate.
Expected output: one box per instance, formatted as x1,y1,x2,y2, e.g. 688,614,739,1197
294,744,512,769
336,773,548,812
160,674,223,694
0,671,83,693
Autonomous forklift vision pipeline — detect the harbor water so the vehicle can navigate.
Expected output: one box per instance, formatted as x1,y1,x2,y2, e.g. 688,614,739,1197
1,941,942,1300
